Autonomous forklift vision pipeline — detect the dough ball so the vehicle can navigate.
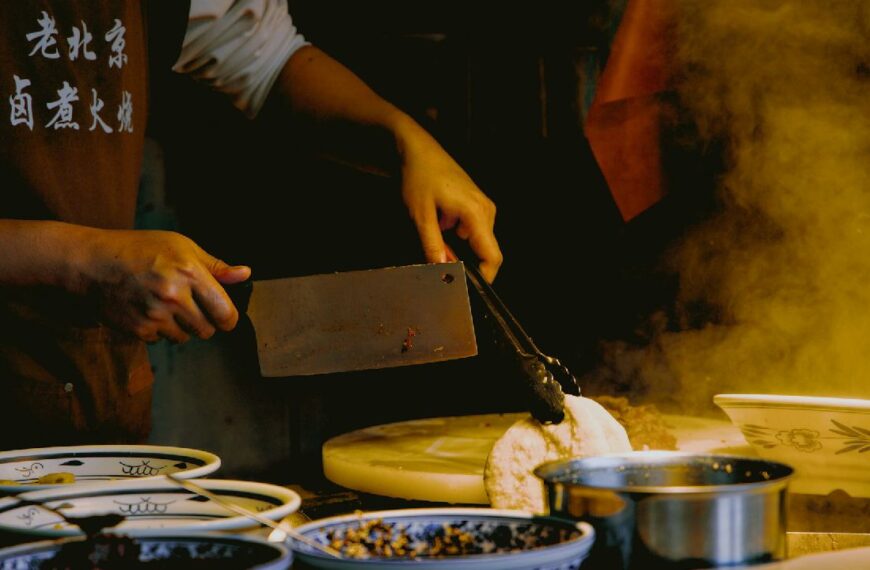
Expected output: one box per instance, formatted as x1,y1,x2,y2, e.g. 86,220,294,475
484,396,631,513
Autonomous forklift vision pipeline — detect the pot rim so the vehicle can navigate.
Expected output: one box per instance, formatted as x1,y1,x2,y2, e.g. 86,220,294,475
534,451,793,495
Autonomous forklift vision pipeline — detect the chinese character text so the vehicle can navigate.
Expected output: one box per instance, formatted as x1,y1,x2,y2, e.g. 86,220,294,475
46,81,79,130
68,21,97,62
117,90,133,133
26,11,61,59
104,19,127,69
9,75,34,130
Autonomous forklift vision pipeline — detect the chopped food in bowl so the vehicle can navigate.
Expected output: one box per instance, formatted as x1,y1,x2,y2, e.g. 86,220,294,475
0,533,290,569
288,507,595,569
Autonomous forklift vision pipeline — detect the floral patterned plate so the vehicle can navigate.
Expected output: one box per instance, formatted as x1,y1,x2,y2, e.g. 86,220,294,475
715,394,870,496
0,478,300,538
0,445,221,493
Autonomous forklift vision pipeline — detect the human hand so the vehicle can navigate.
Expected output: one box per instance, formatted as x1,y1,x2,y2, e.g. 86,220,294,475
395,119,502,282
81,229,250,343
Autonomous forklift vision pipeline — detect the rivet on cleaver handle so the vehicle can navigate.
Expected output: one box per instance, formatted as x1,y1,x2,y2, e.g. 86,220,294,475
243,262,478,377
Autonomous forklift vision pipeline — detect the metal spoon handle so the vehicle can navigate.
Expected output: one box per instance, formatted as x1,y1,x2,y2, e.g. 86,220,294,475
164,474,341,559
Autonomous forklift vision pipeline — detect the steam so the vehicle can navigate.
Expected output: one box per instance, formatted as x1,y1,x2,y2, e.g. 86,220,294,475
593,1,870,412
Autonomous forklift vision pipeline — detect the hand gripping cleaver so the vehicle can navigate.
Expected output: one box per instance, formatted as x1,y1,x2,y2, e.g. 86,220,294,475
230,262,478,377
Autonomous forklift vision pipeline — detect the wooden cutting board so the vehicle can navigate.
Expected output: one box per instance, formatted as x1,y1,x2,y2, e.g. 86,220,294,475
322,413,753,504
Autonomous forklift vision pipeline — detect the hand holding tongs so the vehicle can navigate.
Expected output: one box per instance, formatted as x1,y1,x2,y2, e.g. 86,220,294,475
446,236,580,424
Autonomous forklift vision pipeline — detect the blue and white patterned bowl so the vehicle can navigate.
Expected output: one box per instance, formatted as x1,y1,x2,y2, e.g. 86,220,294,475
715,394,870,496
0,445,221,493
0,533,291,569
0,478,300,538
286,508,595,569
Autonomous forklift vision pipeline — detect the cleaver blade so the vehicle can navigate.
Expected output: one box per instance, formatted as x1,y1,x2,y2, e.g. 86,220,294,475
244,262,477,377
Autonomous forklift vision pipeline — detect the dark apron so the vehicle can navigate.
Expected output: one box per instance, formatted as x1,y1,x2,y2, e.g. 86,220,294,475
0,1,184,448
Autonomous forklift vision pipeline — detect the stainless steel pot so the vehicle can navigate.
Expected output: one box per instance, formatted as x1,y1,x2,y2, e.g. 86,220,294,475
535,452,793,569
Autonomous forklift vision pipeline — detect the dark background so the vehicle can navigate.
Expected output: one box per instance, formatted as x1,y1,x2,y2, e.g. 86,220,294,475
143,0,719,482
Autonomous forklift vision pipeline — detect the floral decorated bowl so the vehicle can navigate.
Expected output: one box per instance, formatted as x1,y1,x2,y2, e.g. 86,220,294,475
285,508,595,569
714,394,870,496
0,445,221,493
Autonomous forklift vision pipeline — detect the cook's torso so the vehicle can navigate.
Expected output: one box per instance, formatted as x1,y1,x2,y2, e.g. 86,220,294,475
0,0,147,228
0,1,151,446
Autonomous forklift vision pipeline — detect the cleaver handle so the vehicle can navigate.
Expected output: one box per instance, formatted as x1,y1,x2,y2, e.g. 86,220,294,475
221,280,261,380
225,280,253,314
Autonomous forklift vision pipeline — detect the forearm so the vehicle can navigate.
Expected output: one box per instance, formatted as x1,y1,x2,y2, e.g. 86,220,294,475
0,219,93,293
265,45,421,172
0,220,249,341
273,46,403,131
264,44,502,280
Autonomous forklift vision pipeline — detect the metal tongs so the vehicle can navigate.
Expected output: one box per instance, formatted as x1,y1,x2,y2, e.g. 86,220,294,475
447,237,580,424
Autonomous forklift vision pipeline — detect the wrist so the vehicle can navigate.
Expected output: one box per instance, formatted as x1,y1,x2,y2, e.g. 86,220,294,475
59,224,107,296
386,110,425,160
0,220,111,294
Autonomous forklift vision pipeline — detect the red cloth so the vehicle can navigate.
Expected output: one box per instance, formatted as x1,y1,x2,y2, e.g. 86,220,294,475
585,0,675,221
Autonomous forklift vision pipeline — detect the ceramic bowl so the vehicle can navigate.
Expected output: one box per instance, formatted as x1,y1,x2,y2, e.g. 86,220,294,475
715,394,870,496
0,532,291,569
0,478,300,538
0,445,221,493
286,507,595,569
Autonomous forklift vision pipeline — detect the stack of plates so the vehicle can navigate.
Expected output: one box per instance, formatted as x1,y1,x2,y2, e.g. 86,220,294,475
0,444,301,569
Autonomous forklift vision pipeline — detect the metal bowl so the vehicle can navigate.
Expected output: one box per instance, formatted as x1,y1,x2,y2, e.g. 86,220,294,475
535,451,793,569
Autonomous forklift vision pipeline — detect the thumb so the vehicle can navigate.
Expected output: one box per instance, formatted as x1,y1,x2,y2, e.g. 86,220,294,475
203,253,251,284
415,207,448,264
213,264,251,285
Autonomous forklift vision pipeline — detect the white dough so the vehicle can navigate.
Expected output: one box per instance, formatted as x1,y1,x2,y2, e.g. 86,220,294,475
484,396,631,513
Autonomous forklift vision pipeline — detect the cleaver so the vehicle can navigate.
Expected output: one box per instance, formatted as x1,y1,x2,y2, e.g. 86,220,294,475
230,262,477,377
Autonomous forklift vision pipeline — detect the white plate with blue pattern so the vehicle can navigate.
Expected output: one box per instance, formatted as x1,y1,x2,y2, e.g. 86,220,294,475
0,532,292,569
285,507,595,569
0,478,300,538
0,444,221,493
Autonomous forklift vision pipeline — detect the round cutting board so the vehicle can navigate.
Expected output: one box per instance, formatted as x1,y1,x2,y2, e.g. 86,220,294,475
322,413,753,504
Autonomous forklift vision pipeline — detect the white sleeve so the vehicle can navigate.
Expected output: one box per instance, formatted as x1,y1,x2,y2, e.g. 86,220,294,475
173,0,310,118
